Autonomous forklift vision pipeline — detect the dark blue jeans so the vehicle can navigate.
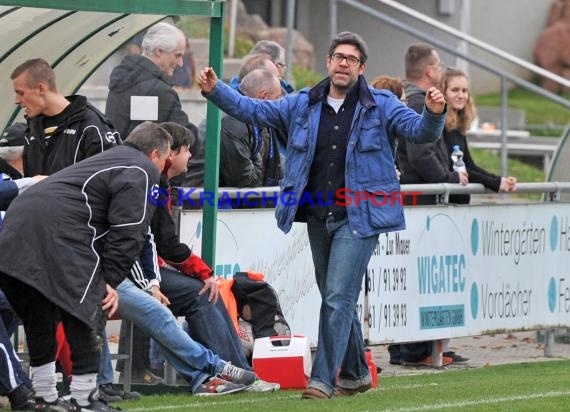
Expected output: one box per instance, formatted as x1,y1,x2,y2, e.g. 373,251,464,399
160,268,250,369
306,216,377,396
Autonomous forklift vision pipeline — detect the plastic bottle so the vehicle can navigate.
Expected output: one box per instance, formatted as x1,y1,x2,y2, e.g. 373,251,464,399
451,145,466,173
365,348,379,388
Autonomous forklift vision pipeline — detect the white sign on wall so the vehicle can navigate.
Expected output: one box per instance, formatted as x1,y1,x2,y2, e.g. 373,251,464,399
179,203,570,345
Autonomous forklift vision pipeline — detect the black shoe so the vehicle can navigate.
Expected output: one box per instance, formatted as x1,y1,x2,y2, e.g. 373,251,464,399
30,397,69,412
443,351,469,363
68,390,122,411
8,383,34,410
98,383,140,402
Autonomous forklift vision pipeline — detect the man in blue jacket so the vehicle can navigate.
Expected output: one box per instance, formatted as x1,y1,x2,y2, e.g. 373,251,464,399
199,31,447,399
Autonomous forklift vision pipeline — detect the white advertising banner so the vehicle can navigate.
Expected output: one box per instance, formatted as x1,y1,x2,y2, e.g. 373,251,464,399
179,203,570,345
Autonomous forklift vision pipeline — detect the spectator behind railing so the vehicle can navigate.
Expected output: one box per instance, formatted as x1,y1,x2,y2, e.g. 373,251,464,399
172,52,280,189
389,43,468,367
396,43,468,207
441,67,516,204
227,70,281,190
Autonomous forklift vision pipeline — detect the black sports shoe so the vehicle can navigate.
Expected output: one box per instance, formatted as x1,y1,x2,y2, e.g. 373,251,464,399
8,383,34,410
98,383,140,402
31,397,69,412
443,351,469,363
68,390,122,412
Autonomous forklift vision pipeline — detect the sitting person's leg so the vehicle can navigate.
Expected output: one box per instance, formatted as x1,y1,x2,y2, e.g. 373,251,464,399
160,268,250,368
116,278,254,394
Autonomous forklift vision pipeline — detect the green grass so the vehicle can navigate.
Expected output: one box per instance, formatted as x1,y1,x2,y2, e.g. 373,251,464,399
469,148,545,200
470,148,545,183
292,65,324,89
116,361,570,411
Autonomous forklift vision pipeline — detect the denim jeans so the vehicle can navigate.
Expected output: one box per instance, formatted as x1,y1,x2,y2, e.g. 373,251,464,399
306,216,377,396
159,268,250,369
97,330,114,386
116,279,225,393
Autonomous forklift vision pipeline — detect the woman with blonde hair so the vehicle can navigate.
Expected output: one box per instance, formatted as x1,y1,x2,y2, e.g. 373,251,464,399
442,67,516,204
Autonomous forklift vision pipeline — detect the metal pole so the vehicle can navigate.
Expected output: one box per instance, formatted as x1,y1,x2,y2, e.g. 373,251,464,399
500,76,508,177
228,0,238,57
457,0,470,71
285,0,296,83
330,0,338,41
202,3,225,268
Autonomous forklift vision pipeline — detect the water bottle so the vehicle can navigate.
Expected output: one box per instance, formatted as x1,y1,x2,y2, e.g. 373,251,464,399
451,145,466,172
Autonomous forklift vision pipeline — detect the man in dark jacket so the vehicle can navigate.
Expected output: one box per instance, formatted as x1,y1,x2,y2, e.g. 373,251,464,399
396,43,468,205
10,58,119,177
219,69,282,188
105,22,197,140
0,122,171,411
391,44,469,366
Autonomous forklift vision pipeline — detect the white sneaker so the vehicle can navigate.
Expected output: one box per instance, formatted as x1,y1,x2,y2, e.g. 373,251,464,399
244,379,281,392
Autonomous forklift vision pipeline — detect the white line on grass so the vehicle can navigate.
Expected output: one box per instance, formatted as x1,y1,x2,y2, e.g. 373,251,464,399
127,393,300,411
383,390,570,412
379,383,439,391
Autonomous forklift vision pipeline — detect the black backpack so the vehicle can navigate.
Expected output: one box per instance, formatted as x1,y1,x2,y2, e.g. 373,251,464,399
231,272,291,339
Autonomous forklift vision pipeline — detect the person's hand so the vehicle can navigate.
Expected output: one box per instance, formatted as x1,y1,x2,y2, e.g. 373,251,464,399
424,86,446,114
458,169,469,186
150,285,170,306
102,284,119,318
198,276,219,303
500,176,517,192
32,175,48,182
199,67,219,94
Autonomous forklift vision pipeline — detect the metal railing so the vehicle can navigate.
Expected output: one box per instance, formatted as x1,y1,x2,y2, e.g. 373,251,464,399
171,182,570,210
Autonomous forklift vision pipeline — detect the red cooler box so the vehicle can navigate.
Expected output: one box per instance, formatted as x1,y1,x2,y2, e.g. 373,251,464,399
252,335,312,389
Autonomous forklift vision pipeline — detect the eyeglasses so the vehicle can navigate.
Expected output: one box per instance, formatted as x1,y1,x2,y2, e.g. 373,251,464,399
275,62,287,70
330,53,361,66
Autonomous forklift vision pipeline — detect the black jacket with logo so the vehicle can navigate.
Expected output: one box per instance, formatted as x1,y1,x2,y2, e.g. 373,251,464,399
23,95,119,177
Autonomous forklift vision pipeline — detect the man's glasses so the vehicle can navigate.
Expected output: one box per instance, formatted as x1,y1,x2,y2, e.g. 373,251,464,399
275,62,287,70
330,53,361,67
